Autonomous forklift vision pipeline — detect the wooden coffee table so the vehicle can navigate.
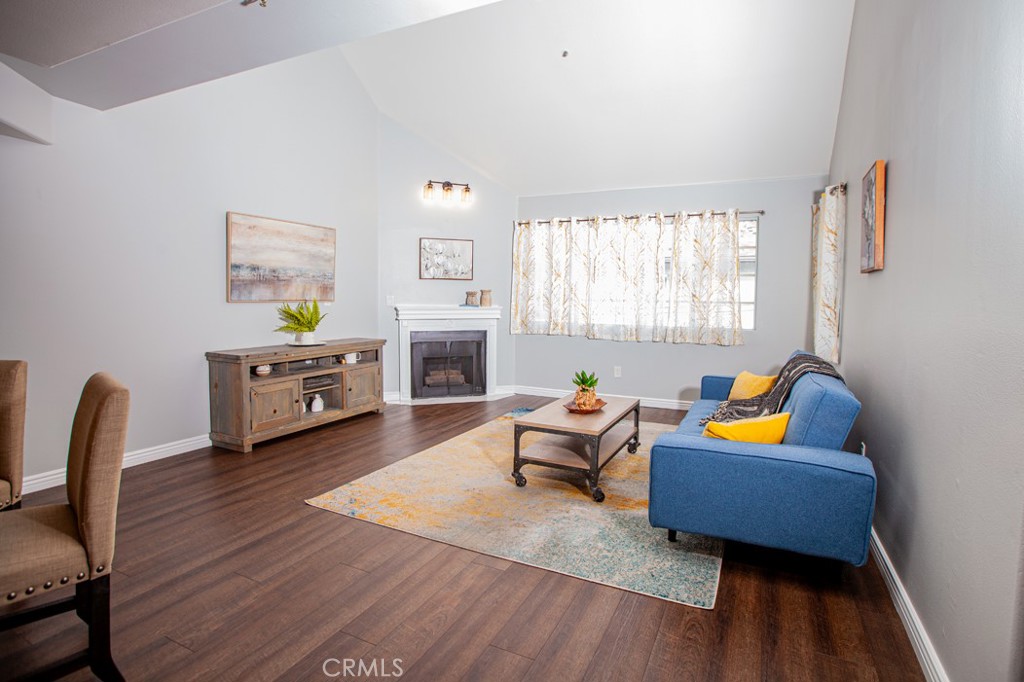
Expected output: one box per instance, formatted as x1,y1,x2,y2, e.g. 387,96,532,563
512,396,641,502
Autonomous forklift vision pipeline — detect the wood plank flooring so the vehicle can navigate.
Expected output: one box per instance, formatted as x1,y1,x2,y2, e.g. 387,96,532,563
0,396,924,681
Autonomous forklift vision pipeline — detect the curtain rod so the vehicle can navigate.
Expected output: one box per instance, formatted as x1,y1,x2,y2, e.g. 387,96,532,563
515,210,765,226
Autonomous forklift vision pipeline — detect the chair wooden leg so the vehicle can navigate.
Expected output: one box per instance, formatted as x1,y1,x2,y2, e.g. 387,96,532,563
668,529,677,542
82,575,124,682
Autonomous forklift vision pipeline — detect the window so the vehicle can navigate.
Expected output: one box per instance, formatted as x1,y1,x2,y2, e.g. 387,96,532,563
739,217,758,330
511,211,749,346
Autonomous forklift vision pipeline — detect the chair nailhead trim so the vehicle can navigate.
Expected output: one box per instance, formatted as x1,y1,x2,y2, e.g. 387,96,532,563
44,581,53,589
76,572,85,580
25,587,34,595
97,565,105,572
60,576,69,584
6,592,15,600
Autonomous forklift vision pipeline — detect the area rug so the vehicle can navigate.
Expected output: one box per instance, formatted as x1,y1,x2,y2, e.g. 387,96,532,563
306,410,723,608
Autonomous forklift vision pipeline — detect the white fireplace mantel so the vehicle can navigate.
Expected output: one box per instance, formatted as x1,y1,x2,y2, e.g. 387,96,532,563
395,304,504,404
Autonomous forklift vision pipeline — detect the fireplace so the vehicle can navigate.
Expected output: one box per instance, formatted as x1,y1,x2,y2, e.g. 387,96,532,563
410,331,486,398
395,303,504,404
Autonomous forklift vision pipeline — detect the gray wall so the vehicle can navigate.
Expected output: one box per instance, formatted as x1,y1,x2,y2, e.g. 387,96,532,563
516,176,826,403
376,115,518,394
0,48,380,476
829,1,1024,680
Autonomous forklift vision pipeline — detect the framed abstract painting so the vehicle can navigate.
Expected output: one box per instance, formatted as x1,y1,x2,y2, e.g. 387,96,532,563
860,160,886,273
227,212,336,302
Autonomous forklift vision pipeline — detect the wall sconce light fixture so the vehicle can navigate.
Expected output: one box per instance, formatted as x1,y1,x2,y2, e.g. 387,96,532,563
423,180,471,204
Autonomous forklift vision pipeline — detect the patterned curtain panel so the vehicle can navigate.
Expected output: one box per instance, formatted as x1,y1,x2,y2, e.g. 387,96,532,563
511,210,744,345
811,184,846,363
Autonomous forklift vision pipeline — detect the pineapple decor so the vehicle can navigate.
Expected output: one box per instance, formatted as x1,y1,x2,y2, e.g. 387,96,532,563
572,370,599,410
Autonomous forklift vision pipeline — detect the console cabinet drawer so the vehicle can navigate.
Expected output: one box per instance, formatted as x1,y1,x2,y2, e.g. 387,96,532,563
344,366,381,409
250,381,301,432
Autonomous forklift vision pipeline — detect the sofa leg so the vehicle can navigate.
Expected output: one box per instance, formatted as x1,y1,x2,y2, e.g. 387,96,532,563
667,529,677,542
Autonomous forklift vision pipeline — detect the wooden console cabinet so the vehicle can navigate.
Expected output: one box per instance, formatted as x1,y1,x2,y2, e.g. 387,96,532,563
206,338,385,452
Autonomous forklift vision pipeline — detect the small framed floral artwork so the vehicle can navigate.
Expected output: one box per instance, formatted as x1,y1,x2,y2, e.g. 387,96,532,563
419,238,474,280
860,160,886,273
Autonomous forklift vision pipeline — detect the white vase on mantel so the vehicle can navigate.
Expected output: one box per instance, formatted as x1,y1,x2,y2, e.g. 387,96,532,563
294,332,316,345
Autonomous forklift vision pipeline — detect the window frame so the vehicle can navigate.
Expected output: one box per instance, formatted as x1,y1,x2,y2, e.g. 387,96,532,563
738,216,759,331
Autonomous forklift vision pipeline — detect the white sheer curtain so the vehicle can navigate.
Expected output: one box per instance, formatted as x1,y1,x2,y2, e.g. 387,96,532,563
511,210,744,345
811,184,846,362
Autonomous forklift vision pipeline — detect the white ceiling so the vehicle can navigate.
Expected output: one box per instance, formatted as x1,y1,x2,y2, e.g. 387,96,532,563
0,0,855,196
0,0,230,67
0,0,503,110
343,0,856,195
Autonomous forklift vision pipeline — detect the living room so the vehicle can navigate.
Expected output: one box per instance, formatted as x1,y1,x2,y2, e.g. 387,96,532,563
1,1,1021,681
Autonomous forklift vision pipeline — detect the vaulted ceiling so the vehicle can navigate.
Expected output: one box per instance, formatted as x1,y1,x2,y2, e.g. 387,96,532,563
342,0,856,195
0,0,855,196
0,0,503,110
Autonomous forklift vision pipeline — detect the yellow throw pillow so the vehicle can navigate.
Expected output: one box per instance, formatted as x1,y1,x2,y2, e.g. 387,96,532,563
728,370,778,400
702,413,791,444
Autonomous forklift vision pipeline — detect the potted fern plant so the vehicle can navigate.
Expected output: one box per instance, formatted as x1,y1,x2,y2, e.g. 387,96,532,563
275,299,327,346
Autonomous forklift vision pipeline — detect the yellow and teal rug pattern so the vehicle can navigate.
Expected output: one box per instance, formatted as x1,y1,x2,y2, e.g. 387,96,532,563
306,411,723,608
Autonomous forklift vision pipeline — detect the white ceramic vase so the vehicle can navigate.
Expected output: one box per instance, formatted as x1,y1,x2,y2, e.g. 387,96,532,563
310,394,324,413
295,332,316,345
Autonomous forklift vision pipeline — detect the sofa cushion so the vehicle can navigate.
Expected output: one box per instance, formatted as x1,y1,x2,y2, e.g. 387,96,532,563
727,371,778,400
703,413,790,444
676,400,719,436
781,372,861,450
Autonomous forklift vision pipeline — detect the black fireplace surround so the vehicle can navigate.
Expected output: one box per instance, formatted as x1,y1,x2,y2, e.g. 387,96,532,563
410,330,486,399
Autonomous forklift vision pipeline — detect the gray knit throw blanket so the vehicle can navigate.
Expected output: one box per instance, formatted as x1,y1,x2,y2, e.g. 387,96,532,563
699,353,845,425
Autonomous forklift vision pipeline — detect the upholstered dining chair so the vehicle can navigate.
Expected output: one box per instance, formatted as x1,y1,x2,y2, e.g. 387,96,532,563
0,372,130,682
0,360,27,511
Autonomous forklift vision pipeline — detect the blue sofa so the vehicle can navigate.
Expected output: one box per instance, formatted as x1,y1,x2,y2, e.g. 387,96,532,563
648,366,876,565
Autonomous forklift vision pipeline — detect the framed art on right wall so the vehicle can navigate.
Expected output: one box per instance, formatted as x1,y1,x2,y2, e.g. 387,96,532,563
861,159,886,273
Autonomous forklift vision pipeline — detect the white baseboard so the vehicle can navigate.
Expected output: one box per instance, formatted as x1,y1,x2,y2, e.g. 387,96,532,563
870,528,949,682
512,385,693,411
384,386,517,406
22,434,212,494
21,468,65,494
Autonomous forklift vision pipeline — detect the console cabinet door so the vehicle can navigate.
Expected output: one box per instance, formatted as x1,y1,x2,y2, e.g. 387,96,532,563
344,366,380,409
250,380,301,432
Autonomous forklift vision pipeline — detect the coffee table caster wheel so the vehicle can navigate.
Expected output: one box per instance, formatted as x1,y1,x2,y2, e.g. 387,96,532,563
513,472,527,487
627,442,639,454
591,487,605,503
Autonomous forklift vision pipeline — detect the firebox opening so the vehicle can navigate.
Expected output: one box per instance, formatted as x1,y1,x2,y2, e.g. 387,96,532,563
410,330,486,399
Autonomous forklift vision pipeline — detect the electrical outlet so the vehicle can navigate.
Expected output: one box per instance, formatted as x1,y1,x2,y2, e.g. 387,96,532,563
860,441,867,456
613,365,622,378
386,295,395,306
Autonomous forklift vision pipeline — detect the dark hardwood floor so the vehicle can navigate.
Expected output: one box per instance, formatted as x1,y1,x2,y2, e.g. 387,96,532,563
0,396,924,681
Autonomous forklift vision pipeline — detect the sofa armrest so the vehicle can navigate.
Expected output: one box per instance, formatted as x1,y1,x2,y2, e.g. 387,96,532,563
648,433,876,565
700,375,735,401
